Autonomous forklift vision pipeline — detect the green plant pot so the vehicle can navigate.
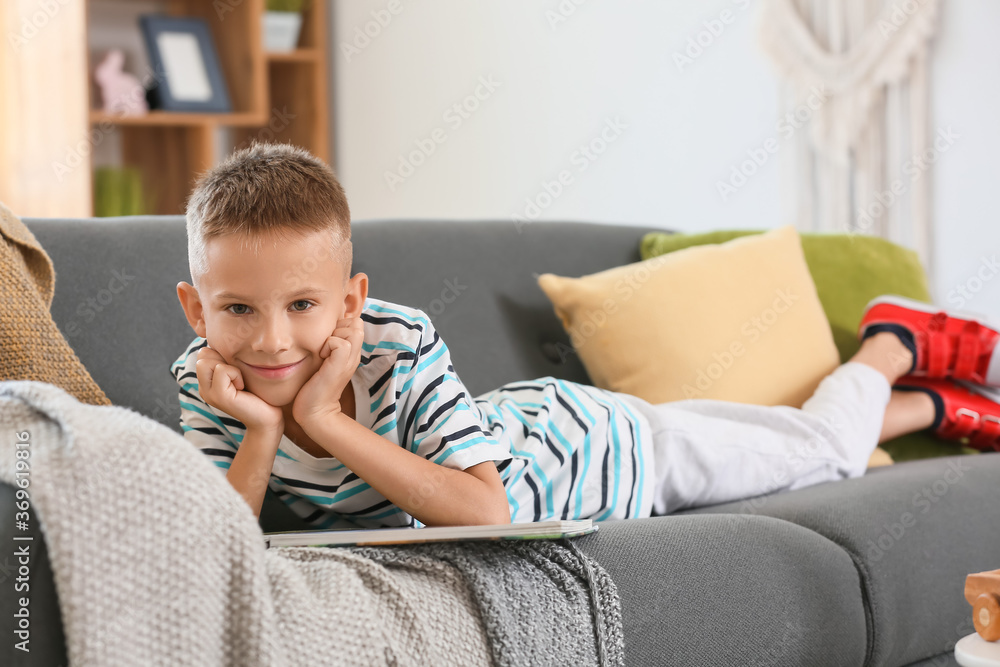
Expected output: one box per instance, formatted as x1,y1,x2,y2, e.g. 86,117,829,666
93,167,147,217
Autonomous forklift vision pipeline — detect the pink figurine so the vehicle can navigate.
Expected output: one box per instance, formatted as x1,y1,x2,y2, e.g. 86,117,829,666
94,49,149,116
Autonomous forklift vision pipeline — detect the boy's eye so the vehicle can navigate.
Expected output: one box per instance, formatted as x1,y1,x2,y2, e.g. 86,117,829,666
225,301,313,315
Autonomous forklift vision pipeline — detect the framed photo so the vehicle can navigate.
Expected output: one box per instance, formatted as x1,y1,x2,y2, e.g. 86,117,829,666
139,15,232,113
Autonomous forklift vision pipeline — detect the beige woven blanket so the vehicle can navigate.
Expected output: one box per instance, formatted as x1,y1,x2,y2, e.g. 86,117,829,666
0,201,110,406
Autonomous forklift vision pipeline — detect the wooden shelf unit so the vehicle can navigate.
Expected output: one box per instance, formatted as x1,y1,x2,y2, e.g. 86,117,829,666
234,1,330,165
85,0,330,216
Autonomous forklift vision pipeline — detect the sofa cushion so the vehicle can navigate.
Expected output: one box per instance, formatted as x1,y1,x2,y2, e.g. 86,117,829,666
575,513,867,666
675,452,1000,667
638,229,933,367
536,225,841,408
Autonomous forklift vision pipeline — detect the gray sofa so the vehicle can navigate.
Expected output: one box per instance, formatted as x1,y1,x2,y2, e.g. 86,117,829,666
3,215,998,667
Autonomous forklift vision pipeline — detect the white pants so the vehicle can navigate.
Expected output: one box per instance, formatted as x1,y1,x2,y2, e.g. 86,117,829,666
617,362,893,516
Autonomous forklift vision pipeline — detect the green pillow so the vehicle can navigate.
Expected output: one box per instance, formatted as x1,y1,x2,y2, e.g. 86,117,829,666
640,229,980,463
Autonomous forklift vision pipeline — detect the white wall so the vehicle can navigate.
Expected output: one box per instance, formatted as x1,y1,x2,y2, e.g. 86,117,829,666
930,0,1000,317
331,0,1000,318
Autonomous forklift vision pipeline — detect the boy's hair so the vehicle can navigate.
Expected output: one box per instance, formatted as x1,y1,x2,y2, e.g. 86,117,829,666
185,142,352,288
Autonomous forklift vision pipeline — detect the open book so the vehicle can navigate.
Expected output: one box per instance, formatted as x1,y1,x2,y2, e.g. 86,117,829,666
263,519,597,548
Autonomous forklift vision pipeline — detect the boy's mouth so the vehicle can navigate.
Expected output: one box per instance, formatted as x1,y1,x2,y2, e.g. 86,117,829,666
245,359,305,379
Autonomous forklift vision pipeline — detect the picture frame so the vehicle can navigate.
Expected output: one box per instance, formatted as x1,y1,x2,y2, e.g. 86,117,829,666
139,15,232,113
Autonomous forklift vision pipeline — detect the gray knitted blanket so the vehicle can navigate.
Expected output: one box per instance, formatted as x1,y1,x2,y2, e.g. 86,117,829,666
0,380,624,666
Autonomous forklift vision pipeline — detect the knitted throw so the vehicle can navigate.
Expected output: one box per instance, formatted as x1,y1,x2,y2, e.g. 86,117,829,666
0,379,624,667
0,201,111,406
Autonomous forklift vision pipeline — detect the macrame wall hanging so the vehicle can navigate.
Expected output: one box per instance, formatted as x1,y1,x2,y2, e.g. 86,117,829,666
758,0,940,276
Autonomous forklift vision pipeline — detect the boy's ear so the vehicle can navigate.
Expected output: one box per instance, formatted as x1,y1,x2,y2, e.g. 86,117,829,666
342,273,369,319
176,281,208,339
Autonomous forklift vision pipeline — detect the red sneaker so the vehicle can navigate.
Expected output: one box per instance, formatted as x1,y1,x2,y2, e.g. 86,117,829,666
893,376,1000,452
859,295,1000,387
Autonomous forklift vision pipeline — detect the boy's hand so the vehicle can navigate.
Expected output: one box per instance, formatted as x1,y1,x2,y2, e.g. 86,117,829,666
293,316,364,429
195,346,285,433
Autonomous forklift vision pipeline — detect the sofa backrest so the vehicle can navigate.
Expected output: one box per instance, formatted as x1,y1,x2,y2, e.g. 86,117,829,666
22,216,662,433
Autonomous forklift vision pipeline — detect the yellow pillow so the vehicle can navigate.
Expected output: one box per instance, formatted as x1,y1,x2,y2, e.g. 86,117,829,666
537,224,841,408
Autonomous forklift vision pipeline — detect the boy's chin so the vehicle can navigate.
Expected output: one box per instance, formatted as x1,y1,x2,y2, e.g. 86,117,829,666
245,381,299,409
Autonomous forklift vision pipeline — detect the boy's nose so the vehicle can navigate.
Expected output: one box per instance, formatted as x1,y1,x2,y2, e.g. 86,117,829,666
252,318,292,355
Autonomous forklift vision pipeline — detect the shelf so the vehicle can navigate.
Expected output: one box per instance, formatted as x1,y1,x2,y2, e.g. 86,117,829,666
81,0,329,215
267,48,321,62
90,110,270,127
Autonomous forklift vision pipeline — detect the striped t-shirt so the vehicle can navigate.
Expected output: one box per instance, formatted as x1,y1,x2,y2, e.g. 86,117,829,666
171,296,654,528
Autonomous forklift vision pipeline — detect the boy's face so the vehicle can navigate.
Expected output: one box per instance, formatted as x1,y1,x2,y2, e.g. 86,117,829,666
176,228,367,411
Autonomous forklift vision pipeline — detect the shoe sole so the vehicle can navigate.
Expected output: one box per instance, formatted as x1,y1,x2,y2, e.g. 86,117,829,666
956,379,1000,404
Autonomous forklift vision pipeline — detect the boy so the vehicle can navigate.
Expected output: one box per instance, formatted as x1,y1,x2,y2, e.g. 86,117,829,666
173,142,1000,530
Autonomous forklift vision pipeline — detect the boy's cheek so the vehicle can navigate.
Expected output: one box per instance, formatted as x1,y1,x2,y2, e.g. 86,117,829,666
301,359,323,378
202,336,233,365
